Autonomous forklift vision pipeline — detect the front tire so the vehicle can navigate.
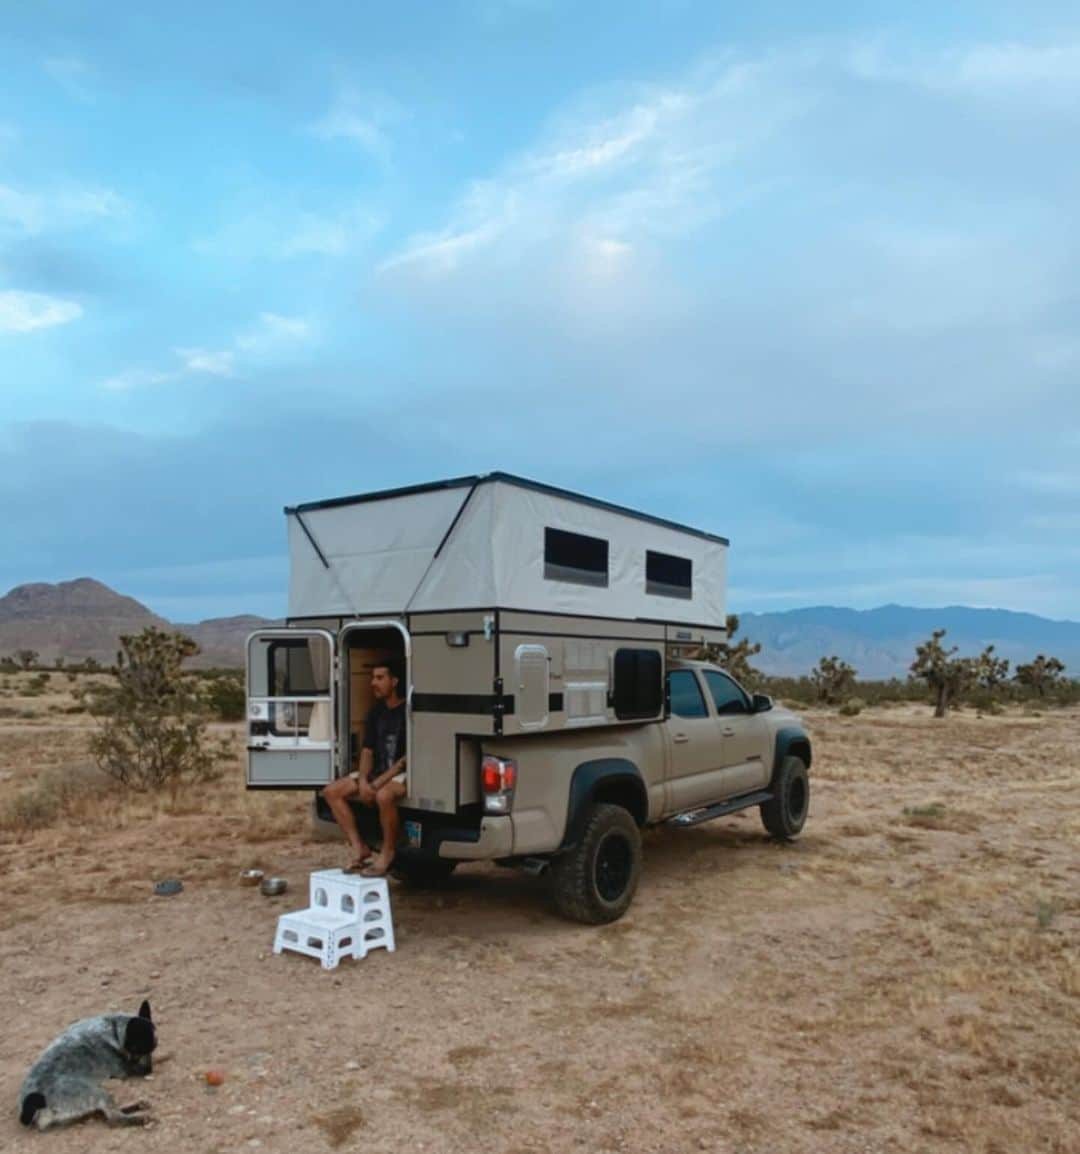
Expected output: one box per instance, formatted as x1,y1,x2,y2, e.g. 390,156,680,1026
550,803,642,924
760,755,810,839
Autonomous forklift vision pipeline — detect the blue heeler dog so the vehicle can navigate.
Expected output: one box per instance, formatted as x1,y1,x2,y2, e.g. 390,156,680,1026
18,1000,156,1129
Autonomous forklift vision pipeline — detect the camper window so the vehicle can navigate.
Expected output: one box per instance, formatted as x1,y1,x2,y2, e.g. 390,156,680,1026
613,648,663,720
646,550,692,599
544,527,609,587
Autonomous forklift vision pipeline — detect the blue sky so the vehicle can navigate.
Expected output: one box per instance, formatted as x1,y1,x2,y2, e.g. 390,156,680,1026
2,1,1078,621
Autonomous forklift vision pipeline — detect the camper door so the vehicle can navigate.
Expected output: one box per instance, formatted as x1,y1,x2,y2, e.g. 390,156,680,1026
246,629,336,788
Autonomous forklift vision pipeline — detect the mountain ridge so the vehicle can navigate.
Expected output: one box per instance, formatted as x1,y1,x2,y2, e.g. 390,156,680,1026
1,579,1077,677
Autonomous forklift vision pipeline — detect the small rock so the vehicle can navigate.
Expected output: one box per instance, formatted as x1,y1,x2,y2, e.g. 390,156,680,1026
345,1060,361,1071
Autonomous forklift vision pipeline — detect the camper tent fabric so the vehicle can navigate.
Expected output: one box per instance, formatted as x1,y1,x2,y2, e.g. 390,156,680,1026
287,477,726,626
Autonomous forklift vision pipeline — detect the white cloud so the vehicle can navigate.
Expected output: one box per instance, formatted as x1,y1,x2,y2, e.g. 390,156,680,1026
235,312,313,353
108,312,313,390
101,368,176,392
378,53,805,281
0,184,42,232
0,290,83,333
174,347,236,377
43,55,96,102
0,181,130,236
279,206,383,258
848,38,1080,106
308,89,402,158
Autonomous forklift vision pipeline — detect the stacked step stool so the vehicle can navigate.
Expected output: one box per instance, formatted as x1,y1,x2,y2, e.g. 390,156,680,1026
273,868,395,969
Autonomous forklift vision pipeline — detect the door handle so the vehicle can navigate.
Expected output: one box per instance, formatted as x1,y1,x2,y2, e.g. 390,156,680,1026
673,733,689,744
721,726,735,737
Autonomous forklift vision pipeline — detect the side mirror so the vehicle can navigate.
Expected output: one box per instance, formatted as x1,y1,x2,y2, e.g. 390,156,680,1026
752,693,773,713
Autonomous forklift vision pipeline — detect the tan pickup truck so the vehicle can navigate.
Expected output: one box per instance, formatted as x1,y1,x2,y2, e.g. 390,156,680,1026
322,657,812,924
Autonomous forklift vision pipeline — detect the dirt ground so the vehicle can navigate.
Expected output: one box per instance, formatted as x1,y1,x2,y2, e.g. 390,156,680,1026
0,674,1076,1153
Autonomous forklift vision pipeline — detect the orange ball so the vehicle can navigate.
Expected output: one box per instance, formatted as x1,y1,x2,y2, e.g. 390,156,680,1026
205,1069,226,1086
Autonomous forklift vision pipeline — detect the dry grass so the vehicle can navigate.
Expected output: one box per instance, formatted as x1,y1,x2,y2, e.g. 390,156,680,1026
0,696,1076,1154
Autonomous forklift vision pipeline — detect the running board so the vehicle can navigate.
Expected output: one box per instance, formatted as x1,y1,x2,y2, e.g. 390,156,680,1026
667,790,773,828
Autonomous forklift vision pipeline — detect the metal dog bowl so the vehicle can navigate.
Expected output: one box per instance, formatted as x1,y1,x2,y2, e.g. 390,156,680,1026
239,869,265,887
260,877,288,897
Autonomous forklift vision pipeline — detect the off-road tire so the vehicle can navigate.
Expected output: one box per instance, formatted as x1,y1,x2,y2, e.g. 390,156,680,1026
760,755,810,840
390,858,458,888
550,803,642,924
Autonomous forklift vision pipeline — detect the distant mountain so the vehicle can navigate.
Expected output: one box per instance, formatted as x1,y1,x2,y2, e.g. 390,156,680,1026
2,580,1077,679
0,579,279,668
740,604,1080,679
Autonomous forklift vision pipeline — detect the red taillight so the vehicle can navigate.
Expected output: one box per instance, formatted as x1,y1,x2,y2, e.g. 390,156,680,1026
481,757,502,793
481,756,517,807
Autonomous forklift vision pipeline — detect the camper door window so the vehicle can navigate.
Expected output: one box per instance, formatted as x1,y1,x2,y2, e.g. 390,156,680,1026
266,639,324,738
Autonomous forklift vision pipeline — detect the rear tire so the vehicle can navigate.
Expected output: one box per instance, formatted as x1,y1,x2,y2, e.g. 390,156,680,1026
550,803,642,924
760,755,810,839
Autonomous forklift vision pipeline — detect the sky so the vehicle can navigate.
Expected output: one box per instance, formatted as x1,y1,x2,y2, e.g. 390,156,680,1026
2,1,1078,622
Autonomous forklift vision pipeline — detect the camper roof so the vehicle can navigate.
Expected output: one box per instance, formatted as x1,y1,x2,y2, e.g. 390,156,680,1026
286,472,729,547
284,472,729,624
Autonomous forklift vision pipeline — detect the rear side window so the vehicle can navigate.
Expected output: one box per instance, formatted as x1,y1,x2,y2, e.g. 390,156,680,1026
667,670,708,718
544,527,609,587
646,550,692,599
613,648,663,720
703,670,750,715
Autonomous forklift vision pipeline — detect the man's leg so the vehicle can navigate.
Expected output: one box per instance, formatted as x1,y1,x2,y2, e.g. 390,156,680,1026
365,780,407,876
320,776,373,866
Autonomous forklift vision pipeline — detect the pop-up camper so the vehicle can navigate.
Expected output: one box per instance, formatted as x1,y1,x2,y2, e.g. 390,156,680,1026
247,472,727,807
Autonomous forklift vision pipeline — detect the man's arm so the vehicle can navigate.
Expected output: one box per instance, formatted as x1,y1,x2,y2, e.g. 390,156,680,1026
370,756,406,792
356,747,374,779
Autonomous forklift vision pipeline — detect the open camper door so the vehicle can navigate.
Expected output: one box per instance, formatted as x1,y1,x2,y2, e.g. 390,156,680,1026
246,629,336,788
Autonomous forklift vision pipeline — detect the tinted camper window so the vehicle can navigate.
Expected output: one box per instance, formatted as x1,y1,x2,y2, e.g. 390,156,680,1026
544,527,609,587
646,550,692,599
613,648,663,720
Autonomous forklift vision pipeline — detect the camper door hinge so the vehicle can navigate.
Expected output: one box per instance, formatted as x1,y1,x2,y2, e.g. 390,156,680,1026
493,677,505,735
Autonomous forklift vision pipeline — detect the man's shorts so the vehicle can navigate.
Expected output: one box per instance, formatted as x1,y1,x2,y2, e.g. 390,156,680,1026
350,770,406,789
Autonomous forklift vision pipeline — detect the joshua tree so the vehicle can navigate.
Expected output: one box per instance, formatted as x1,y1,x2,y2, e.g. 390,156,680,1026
718,613,763,689
974,645,1010,693
810,655,857,705
1015,654,1066,698
910,630,976,718
80,627,227,792
15,648,38,671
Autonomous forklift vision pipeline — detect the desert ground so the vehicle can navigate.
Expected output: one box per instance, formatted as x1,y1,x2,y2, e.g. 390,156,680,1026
0,671,1076,1153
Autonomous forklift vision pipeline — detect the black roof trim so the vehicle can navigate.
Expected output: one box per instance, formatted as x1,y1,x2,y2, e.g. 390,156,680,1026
285,475,481,515
286,471,730,547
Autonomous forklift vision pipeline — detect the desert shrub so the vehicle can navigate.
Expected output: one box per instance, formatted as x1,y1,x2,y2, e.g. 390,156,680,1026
203,673,246,721
838,696,864,716
0,764,110,833
79,627,229,793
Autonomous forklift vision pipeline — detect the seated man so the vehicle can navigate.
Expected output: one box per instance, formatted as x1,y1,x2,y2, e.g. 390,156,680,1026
321,658,407,877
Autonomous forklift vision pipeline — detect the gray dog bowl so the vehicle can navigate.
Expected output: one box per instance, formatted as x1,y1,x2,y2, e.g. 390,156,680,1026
260,877,287,897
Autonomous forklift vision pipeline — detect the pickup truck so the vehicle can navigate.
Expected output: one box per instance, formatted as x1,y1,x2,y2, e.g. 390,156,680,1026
322,658,812,924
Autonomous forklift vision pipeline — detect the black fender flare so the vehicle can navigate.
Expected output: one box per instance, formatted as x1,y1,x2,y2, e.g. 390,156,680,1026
560,758,648,849
771,727,812,786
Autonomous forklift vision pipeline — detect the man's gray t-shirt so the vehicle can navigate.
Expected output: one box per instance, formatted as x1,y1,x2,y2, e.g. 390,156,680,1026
362,701,406,780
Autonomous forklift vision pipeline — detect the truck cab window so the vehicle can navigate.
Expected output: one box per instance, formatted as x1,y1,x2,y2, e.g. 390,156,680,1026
668,670,708,718
703,670,751,715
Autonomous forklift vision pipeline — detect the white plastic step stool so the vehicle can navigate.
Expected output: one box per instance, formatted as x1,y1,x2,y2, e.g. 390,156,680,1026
273,869,395,969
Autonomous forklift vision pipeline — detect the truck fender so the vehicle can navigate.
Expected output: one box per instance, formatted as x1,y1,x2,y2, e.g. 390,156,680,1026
560,758,649,850
771,727,812,785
